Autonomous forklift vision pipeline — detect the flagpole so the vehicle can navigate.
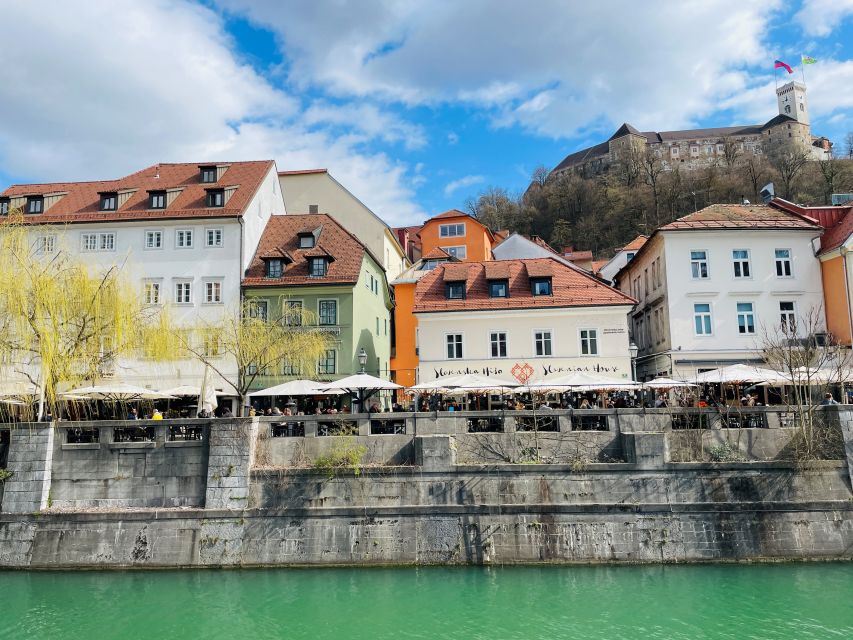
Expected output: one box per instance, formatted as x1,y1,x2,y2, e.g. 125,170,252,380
774,65,778,91
800,56,806,85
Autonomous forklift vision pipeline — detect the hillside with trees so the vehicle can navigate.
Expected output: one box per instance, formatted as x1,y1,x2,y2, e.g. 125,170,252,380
466,136,853,259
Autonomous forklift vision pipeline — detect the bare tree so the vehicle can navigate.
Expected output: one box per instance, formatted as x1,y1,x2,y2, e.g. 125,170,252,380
530,165,549,188
743,154,766,200
640,150,664,227
465,187,521,232
817,151,847,204
845,132,853,160
722,139,742,170
549,219,572,252
769,149,810,199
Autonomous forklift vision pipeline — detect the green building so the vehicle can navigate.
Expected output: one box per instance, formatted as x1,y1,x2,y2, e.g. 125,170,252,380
242,213,392,391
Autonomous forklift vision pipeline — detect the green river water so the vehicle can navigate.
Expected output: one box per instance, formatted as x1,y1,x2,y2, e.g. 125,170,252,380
1,563,851,639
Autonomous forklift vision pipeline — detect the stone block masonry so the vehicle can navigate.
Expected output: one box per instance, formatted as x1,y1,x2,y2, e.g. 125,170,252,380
205,418,257,510
2,425,54,513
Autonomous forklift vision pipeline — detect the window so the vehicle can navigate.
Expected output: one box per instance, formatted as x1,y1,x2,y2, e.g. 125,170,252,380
100,193,117,211
376,317,380,335
83,232,114,251
81,233,98,252
580,329,598,355
145,230,162,249
143,281,161,305
37,235,56,253
308,204,319,214
149,191,166,209
26,197,43,214
319,300,337,326
266,259,283,278
439,223,465,237
489,280,508,298
309,257,328,277
445,281,465,299
694,303,712,335
175,281,193,304
490,332,507,358
442,245,467,259
317,350,336,375
205,228,223,248
205,190,224,207
625,252,635,261
282,360,300,376
690,250,709,279
284,300,303,326
534,330,553,356
298,234,315,249
775,249,792,277
780,301,796,333
0,198,9,215
176,229,193,248
202,332,222,357
737,302,755,334
446,334,463,359
204,281,222,304
732,249,751,278
200,166,216,183
670,147,679,157
99,232,115,251
247,299,268,321
690,146,699,156
531,278,552,296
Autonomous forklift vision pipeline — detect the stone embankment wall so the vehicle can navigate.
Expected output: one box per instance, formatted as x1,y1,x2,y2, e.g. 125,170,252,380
0,407,851,568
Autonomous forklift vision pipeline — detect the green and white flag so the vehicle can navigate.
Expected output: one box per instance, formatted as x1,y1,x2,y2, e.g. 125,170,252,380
801,55,817,65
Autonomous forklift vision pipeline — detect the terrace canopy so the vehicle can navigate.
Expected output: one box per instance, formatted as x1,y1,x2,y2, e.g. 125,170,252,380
528,371,640,391
688,364,786,385
63,384,175,402
248,379,343,397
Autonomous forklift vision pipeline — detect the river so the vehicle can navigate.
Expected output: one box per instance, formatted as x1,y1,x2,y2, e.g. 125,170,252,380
2,563,851,639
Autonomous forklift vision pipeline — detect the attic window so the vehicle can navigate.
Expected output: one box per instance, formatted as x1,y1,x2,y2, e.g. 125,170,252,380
309,257,328,277
489,280,509,298
100,193,117,211
206,189,224,207
26,196,43,214
308,204,319,214
298,233,315,249
266,259,284,278
530,277,552,296
149,191,166,209
200,166,216,183
445,281,465,300
0,198,9,215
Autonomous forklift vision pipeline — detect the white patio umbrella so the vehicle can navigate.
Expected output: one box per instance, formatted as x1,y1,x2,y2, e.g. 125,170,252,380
643,377,697,389
440,373,519,393
160,385,228,397
689,364,786,385
319,373,403,392
0,381,39,397
407,378,453,392
63,384,175,402
248,379,344,397
529,371,639,390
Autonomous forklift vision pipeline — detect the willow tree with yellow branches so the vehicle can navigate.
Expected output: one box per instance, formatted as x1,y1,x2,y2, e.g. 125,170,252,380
0,212,176,419
180,298,333,416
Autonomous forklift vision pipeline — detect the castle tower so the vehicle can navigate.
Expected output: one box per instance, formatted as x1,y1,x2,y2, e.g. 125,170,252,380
777,81,809,126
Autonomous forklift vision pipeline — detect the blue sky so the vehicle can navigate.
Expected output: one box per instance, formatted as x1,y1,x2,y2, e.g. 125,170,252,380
1,1,851,226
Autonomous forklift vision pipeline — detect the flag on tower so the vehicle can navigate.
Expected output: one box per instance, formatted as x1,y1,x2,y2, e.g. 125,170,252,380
774,59,794,73
801,55,817,65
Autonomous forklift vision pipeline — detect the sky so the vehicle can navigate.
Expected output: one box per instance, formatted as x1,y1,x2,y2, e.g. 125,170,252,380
0,0,851,227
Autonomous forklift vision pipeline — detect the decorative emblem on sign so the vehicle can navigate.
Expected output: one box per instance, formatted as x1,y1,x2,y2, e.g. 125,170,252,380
511,362,534,385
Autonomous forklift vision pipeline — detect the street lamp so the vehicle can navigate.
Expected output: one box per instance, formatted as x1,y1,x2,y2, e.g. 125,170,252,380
357,347,368,373
629,341,639,382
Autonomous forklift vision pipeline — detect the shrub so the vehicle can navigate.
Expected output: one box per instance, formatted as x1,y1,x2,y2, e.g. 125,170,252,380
314,442,368,479
709,441,745,463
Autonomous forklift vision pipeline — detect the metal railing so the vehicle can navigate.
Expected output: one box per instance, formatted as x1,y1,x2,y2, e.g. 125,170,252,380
271,421,305,437
515,415,559,432
66,427,100,444
370,418,406,435
466,416,504,433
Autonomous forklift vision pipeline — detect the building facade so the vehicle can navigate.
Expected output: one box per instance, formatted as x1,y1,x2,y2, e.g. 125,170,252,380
242,214,392,388
614,204,825,380
418,209,495,262
414,258,636,384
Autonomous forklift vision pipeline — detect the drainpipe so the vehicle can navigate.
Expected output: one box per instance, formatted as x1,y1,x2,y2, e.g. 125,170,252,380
841,247,853,346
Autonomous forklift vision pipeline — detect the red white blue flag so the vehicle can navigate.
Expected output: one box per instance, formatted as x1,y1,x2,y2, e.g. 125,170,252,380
774,59,794,74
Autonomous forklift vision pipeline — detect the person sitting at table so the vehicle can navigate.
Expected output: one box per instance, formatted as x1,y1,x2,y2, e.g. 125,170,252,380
283,407,292,416
271,406,283,416
579,398,591,409
127,407,138,420
152,409,163,420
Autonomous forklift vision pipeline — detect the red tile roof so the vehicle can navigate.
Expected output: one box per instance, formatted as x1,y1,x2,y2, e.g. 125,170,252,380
620,235,648,251
1,161,275,224
483,261,511,279
422,247,452,260
819,208,853,255
659,203,821,232
591,260,609,273
563,249,593,261
432,208,470,220
243,214,368,287
442,262,471,281
414,258,635,313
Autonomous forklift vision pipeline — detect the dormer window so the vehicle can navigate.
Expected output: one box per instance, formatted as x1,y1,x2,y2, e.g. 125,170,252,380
266,259,284,278
531,277,552,296
200,166,216,183
26,196,43,214
445,281,465,300
149,191,166,209
489,280,509,298
298,233,315,249
100,193,117,211
0,198,9,215
309,257,328,277
206,189,224,208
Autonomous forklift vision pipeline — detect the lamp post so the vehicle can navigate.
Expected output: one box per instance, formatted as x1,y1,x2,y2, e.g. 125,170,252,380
629,341,639,382
357,347,368,412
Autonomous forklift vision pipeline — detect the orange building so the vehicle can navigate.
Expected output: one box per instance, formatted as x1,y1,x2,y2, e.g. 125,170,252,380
418,209,495,262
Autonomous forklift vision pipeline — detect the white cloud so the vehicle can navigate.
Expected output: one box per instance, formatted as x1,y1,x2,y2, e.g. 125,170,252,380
444,175,485,196
795,0,853,36
0,0,425,226
447,132,459,145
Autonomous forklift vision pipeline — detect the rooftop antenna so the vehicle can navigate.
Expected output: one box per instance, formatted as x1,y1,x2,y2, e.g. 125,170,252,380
760,182,775,203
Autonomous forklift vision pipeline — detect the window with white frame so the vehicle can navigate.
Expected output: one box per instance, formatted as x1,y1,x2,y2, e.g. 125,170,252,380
99,232,115,251
534,330,552,356
442,246,467,260
202,331,223,357
732,249,751,278
318,300,337,326
737,302,755,334
81,233,98,252
446,334,463,359
579,329,598,355
37,235,56,253
317,350,336,375
174,280,193,304
176,229,193,248
247,299,268,321
206,227,223,248
490,332,507,358
690,250,709,279
694,303,712,335
204,280,222,304
143,280,161,305
284,300,303,326
145,230,163,250
439,223,465,238
775,249,792,277
780,301,796,333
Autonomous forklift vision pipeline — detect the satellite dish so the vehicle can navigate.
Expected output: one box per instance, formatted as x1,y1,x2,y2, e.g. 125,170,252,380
760,182,775,203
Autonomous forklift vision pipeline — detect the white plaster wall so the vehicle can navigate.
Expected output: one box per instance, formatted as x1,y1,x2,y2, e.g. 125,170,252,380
242,164,286,272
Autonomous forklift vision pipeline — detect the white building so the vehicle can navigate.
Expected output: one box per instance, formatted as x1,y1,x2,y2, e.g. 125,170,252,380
278,169,409,281
413,258,636,383
613,204,825,380
597,235,647,283
0,161,285,397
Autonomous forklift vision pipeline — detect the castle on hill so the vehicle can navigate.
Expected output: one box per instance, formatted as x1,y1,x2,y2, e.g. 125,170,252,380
550,81,832,178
